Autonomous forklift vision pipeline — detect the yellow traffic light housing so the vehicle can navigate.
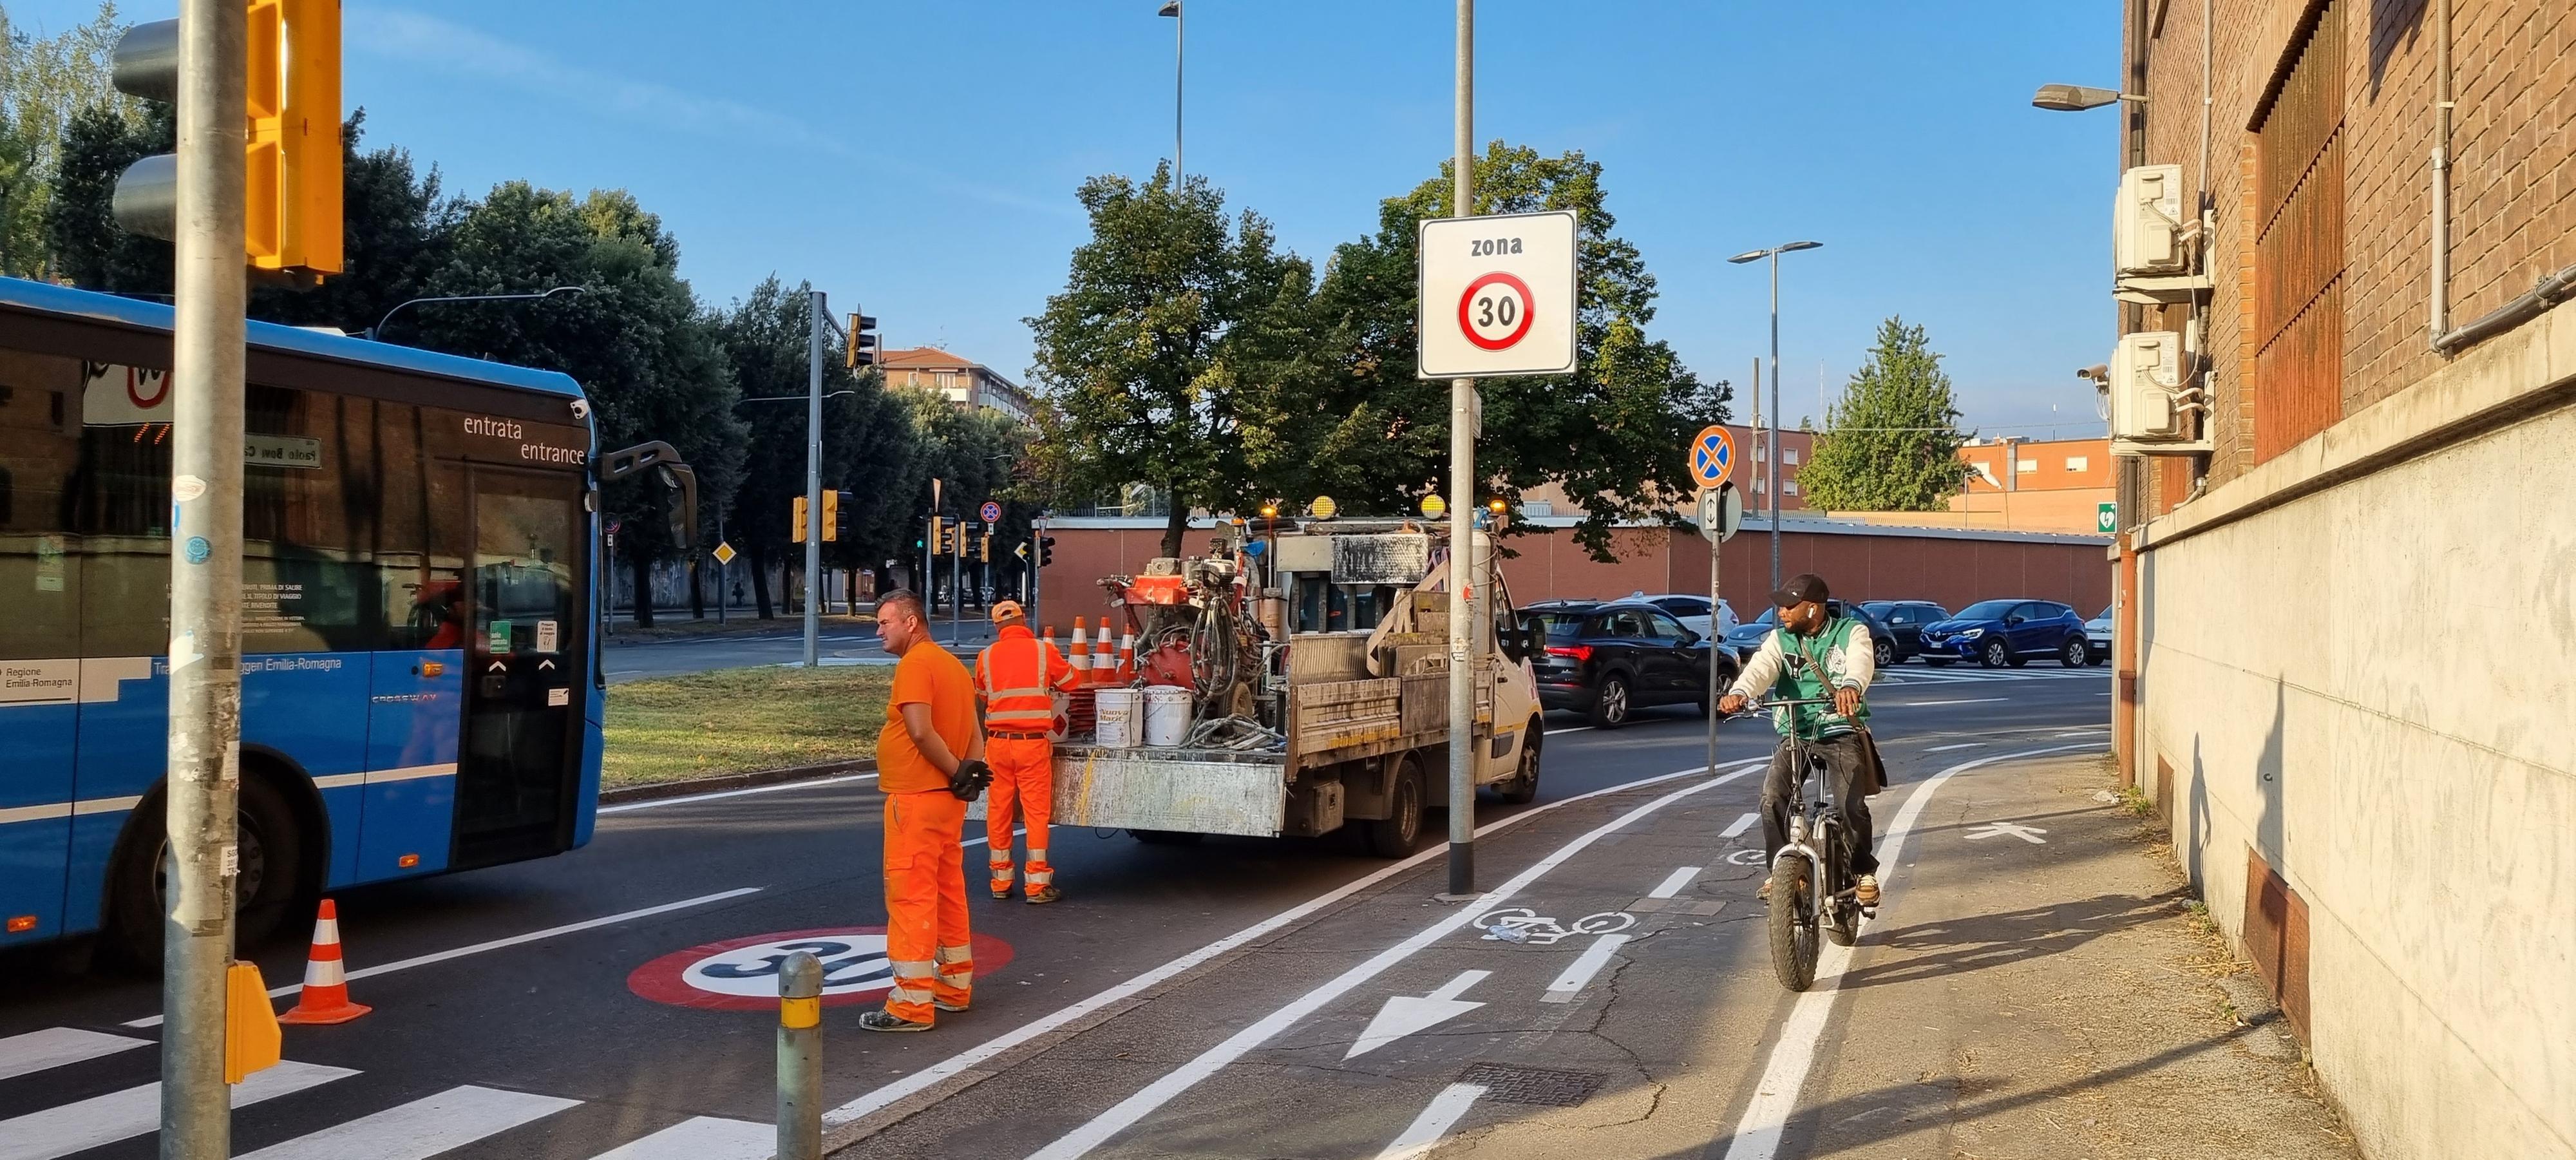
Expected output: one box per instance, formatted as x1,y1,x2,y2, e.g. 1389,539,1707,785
820,490,840,542
791,495,809,543
252,0,343,276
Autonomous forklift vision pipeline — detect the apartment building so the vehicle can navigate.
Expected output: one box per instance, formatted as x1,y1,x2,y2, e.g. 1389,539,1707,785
881,347,1034,424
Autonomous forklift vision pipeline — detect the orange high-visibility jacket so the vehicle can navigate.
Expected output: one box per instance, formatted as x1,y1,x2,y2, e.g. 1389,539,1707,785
974,624,1076,731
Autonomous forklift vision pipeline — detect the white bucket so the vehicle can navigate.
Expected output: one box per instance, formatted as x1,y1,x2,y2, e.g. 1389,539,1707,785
1094,688,1142,749
1142,685,1194,747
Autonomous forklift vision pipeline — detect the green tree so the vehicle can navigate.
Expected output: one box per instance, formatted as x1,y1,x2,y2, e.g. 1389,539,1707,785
1,1,144,278
1307,142,1723,559
41,97,170,293
1798,316,1973,511
1026,164,1318,557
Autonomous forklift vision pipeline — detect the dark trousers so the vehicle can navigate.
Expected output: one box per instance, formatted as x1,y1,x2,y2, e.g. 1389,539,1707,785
1759,733,1878,879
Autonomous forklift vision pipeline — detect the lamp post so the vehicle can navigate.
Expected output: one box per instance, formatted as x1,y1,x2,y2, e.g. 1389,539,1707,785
1157,1,1183,180
1726,240,1821,593
366,285,585,343
2031,79,2149,535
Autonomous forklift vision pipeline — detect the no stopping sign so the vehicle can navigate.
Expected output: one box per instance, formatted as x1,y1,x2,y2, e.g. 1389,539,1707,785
1417,209,1578,379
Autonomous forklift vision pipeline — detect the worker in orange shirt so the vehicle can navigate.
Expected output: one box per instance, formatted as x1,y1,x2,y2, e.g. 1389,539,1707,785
974,600,1078,904
859,591,991,1033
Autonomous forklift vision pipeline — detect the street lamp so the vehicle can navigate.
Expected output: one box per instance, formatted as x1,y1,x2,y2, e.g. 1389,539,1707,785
2031,83,2145,111
2033,80,2148,535
1157,1,1183,180
366,285,585,343
1726,240,1821,593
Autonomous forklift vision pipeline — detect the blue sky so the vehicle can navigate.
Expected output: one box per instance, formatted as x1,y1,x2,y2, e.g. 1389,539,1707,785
16,1,2123,436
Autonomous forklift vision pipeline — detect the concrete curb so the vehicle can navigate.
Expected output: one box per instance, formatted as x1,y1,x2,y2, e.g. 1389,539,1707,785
598,758,878,804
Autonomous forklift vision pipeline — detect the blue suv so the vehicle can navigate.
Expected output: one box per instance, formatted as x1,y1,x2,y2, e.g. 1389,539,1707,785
1919,600,2093,669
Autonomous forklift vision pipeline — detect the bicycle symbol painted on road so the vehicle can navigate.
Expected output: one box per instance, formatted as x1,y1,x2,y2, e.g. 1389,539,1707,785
1473,908,1636,946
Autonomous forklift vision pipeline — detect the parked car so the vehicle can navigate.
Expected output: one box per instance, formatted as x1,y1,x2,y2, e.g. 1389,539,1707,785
1919,599,2092,668
1524,599,1738,728
1636,592,1741,639
1859,600,1950,663
1721,600,1899,669
2085,605,2112,662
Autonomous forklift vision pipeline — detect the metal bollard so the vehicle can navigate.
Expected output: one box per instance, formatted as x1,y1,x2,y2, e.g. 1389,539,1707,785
777,951,822,1160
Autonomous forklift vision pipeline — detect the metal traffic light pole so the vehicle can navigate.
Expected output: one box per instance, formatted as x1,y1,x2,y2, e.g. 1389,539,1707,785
1443,0,1478,897
164,0,250,1151
803,290,826,668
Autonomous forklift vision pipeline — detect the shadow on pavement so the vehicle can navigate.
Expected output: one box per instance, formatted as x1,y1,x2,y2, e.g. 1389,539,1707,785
1835,890,2183,991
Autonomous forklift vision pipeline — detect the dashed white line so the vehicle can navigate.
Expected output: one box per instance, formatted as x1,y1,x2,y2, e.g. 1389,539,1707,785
1372,1082,1488,1160
234,1085,578,1160
1647,866,1701,899
1541,933,1633,1003
0,1028,146,1083
0,1059,354,1160
1718,743,2103,1160
599,773,876,814
1889,698,2007,707
1922,742,1987,752
1721,812,1759,839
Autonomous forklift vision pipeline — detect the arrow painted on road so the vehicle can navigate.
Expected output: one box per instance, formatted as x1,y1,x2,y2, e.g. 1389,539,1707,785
1345,970,1490,1060
1964,821,2049,844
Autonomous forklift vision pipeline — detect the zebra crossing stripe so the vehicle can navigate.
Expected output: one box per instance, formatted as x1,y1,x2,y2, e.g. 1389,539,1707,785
0,1027,146,1083
589,1116,775,1159
0,1059,355,1160
234,1085,579,1160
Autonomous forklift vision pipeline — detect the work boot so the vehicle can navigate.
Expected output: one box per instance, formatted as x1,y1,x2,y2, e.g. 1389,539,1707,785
1853,874,1880,907
856,1010,931,1033
990,885,1012,900
1025,885,1062,905
934,998,971,1013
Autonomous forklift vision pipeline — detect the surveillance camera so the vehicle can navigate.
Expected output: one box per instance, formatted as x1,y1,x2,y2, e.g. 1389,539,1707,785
2077,364,2108,382
569,399,591,420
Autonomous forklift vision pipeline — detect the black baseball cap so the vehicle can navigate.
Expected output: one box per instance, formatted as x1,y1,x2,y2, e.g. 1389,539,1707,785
1770,573,1830,609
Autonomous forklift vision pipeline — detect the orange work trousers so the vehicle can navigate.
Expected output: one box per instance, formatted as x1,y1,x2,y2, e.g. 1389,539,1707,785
984,736,1055,897
882,789,972,1025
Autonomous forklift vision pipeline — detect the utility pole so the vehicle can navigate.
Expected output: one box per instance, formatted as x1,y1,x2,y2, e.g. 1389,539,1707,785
164,0,249,1152
803,290,826,667
1766,254,1782,592
1444,0,1478,897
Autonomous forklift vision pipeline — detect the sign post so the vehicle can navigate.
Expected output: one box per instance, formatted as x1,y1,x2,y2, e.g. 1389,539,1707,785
1416,19,1578,893
1690,425,1741,784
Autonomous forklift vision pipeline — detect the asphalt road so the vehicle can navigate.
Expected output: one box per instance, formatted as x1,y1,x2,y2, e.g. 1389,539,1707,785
0,660,2112,1159
601,620,998,684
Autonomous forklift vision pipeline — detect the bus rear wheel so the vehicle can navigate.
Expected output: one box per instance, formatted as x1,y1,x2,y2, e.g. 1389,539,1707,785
108,775,306,969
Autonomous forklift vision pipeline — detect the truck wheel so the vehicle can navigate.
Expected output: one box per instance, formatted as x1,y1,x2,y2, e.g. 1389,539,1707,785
1363,754,1425,858
1129,830,1204,846
107,774,305,969
1497,729,1540,805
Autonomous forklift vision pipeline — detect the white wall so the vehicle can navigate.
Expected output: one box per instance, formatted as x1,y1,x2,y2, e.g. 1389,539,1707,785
2137,394,2576,1159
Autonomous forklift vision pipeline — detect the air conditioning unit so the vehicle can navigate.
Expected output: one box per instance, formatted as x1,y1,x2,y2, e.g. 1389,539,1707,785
2108,330,2193,441
2113,164,2187,276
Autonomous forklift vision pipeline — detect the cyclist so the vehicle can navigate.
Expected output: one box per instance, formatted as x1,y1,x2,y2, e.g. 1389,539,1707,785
1716,573,1883,908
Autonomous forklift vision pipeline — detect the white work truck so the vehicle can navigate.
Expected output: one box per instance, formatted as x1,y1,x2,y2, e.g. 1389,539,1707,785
1012,522,1544,856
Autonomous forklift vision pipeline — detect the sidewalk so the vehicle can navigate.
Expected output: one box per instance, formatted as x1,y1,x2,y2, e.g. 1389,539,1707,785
1785,752,2358,1159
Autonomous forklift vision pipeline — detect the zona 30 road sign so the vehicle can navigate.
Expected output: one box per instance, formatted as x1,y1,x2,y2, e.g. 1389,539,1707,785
1416,209,1578,379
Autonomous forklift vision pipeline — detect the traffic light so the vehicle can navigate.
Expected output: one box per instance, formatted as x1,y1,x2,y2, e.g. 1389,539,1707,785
937,519,960,556
791,495,809,543
978,533,992,563
846,312,880,369
831,491,853,542
921,516,938,552
109,1,343,278
1039,535,1057,567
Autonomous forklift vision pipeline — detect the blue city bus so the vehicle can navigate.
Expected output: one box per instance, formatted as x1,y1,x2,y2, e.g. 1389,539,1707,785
0,278,686,961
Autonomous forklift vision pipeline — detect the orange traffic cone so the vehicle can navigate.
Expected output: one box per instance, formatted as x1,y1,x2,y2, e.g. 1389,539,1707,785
1068,616,1092,684
1094,621,1117,686
1116,628,1136,684
276,899,372,1025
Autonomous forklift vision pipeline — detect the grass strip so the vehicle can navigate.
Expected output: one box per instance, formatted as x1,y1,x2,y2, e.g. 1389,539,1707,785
603,665,894,786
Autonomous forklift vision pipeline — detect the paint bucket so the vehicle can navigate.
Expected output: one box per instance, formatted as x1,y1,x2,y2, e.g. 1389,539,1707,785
1095,687,1142,748
1142,685,1193,747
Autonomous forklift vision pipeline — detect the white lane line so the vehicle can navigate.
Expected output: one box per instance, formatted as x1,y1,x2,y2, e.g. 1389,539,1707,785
1540,933,1632,1003
600,773,877,814
1025,763,1758,1159
1647,866,1700,899
1718,743,2101,1160
1922,742,1986,752
0,1027,146,1081
1721,812,1759,839
589,1116,775,1159
1372,1082,1489,1160
124,887,764,1028
1886,698,2007,707
236,1085,579,1160
822,757,1766,1130
0,1060,354,1160
1548,726,1595,736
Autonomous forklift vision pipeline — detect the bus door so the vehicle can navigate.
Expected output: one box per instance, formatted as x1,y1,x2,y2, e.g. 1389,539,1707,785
453,466,587,868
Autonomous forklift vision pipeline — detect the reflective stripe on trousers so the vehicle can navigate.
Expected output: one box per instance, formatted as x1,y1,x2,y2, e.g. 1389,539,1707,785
884,789,972,1024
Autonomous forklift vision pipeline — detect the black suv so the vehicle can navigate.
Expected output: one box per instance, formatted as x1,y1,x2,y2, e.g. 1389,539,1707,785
1859,600,1951,664
1523,599,1738,728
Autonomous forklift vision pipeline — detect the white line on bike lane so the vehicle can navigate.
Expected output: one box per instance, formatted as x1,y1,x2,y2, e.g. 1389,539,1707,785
1022,758,1770,1160
821,757,1767,1134
1717,743,2103,1160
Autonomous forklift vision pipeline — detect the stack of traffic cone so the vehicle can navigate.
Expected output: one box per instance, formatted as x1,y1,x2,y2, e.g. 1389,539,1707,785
276,899,372,1025
1068,616,1092,684
1095,622,1118,685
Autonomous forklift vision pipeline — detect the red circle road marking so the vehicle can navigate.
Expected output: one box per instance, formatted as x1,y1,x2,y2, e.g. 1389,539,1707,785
1457,272,1536,352
627,926,1016,1012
